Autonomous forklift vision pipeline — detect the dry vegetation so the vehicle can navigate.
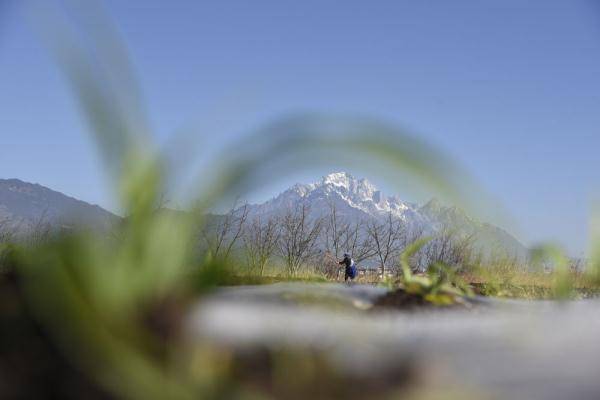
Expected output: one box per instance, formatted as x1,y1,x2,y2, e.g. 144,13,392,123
2,207,595,303
192,201,599,301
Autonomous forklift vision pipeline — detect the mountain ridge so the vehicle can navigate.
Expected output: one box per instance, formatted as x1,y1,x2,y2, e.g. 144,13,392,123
0,174,527,260
247,172,527,259
0,178,117,231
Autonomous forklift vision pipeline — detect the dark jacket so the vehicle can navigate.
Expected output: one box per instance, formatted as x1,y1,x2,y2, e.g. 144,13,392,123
339,255,352,268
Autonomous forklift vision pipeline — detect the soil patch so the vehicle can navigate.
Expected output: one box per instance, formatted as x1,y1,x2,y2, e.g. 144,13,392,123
372,288,469,311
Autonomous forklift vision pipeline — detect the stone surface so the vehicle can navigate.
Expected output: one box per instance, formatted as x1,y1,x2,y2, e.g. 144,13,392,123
186,283,600,399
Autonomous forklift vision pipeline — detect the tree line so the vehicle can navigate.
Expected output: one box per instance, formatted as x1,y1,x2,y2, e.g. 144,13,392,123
199,201,478,278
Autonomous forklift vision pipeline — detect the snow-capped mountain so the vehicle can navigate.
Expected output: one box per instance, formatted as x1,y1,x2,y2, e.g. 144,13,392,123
248,172,527,259
250,172,425,223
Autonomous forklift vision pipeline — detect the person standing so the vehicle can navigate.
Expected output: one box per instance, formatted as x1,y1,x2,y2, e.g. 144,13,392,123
339,253,357,282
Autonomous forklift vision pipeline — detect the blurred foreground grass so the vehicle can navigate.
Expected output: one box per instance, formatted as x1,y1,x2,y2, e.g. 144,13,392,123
0,3,478,398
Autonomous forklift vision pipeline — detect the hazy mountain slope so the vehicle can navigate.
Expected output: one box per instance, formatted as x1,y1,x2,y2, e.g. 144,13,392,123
0,178,117,231
419,198,527,259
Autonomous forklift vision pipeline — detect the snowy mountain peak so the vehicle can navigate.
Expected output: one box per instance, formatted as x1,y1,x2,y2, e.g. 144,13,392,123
255,172,419,222
320,172,373,191
290,182,315,197
320,172,377,201
321,171,351,186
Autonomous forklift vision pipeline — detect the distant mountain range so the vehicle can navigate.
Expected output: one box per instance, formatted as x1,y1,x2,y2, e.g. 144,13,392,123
247,172,528,259
0,178,117,232
0,174,527,259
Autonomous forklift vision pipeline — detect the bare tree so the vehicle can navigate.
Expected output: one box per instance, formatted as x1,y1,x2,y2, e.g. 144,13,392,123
414,225,476,271
278,203,323,276
323,201,376,264
201,201,249,262
242,215,281,275
392,224,427,273
366,211,407,275
319,217,378,281
320,202,346,279
340,220,377,263
323,201,345,260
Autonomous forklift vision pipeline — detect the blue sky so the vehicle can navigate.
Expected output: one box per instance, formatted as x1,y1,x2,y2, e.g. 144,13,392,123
1,0,600,256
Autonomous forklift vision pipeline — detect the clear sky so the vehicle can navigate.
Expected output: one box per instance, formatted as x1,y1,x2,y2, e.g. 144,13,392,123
1,0,600,256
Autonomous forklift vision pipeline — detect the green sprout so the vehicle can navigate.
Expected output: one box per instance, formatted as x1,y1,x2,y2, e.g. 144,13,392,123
398,238,473,306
